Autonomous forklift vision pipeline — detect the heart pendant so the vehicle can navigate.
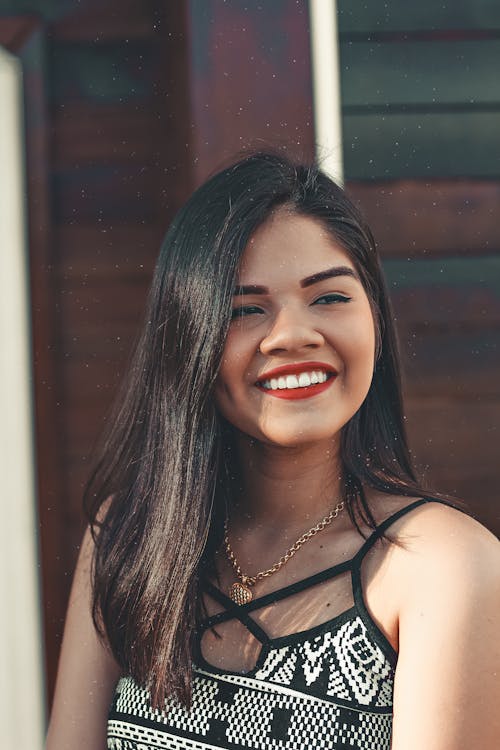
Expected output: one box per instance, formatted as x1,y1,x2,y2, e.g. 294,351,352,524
229,581,253,605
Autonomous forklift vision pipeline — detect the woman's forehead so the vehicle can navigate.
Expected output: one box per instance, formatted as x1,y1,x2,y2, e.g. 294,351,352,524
236,211,356,286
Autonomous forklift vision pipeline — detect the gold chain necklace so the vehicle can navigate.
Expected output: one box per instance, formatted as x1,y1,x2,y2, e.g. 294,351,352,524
223,500,345,604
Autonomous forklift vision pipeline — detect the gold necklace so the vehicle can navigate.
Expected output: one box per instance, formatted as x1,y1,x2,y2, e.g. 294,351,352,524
223,500,345,604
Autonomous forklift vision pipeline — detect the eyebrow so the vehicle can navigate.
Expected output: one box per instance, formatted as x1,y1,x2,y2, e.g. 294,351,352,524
233,266,360,295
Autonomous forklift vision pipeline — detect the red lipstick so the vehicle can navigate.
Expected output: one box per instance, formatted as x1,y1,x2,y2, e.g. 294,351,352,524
255,361,338,400
257,361,338,381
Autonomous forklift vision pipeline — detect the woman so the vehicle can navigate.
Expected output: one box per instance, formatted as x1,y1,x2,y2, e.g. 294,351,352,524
47,152,500,749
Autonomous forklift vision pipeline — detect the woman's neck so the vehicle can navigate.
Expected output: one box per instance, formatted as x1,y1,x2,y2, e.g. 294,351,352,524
228,433,344,533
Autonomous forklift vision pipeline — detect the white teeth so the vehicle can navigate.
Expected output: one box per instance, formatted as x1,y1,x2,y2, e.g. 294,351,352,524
260,370,333,390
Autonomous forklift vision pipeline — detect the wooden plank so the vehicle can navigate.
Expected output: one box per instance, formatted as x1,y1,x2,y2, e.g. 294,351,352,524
52,163,158,222
386,264,500,397
52,0,156,41
340,39,500,107
52,101,162,165
56,276,149,356
0,16,40,49
342,110,500,179
406,397,500,481
347,181,500,255
60,359,135,458
383,257,500,306
186,0,314,185
50,38,158,104
400,326,500,398
337,1,500,33
55,223,162,277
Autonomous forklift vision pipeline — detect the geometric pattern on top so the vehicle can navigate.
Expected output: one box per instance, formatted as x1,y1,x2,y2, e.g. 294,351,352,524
107,498,442,750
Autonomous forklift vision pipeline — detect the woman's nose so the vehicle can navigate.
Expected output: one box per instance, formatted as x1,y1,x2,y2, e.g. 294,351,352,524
258,306,325,355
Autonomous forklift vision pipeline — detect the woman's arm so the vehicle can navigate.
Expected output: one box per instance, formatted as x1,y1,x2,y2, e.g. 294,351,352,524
46,522,122,750
391,504,500,749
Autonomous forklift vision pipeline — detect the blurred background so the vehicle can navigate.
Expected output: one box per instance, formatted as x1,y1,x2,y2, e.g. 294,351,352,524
1,1,499,746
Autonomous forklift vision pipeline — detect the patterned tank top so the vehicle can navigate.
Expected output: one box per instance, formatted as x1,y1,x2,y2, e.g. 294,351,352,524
107,497,445,749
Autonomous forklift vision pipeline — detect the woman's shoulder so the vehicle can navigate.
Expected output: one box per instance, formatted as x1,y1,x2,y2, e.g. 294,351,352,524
379,496,500,747
370,491,500,594
383,493,497,546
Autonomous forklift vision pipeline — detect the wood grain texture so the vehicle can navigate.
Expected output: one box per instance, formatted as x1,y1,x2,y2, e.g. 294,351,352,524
52,0,156,41
186,0,315,185
348,180,500,256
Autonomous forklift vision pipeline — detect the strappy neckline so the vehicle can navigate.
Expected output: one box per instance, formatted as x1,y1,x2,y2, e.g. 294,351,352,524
200,497,438,626
196,497,461,676
202,557,353,629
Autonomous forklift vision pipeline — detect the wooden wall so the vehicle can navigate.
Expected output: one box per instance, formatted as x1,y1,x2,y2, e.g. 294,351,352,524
1,0,498,714
12,0,194,706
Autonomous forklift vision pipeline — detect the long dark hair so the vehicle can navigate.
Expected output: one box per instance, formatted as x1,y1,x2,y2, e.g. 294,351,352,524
84,150,463,708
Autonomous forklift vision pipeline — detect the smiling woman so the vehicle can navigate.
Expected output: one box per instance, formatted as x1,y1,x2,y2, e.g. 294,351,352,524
46,151,500,750
214,210,376,448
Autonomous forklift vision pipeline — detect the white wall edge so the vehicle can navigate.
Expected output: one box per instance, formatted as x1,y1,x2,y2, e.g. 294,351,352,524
0,44,46,750
309,0,344,184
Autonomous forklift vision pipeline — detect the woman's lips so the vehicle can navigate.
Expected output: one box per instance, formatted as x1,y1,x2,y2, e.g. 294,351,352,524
256,360,337,381
255,373,337,400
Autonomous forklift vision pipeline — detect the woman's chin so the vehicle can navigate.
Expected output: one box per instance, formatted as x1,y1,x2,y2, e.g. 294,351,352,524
253,425,342,451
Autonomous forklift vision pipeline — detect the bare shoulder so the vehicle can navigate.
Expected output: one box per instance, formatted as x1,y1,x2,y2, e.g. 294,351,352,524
380,497,500,608
389,498,499,561
383,497,500,748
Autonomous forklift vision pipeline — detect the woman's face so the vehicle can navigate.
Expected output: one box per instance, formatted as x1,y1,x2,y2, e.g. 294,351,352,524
214,209,377,448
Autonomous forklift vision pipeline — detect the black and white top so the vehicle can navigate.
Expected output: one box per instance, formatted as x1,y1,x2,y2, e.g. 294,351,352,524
107,497,444,750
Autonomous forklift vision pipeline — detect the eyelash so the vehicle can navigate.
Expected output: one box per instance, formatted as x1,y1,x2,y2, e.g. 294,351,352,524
231,294,352,319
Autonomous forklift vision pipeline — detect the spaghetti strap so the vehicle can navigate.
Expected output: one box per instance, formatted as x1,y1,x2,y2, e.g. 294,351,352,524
200,559,353,632
352,497,427,565
202,580,270,643
349,496,463,662
351,496,460,566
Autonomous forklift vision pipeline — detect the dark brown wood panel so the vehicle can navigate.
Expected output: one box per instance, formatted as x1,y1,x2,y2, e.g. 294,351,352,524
348,180,500,257
392,284,500,399
406,396,500,529
52,0,156,41
185,0,315,185
384,246,500,529
53,102,163,165
56,275,150,356
55,224,162,277
25,0,194,707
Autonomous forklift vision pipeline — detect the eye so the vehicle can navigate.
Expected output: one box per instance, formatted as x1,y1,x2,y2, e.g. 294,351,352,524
313,293,352,305
231,305,264,320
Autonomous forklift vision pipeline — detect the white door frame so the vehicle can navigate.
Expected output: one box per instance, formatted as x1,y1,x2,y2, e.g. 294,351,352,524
309,0,344,183
0,43,46,750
